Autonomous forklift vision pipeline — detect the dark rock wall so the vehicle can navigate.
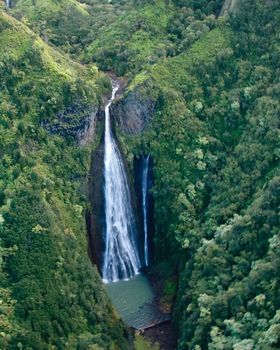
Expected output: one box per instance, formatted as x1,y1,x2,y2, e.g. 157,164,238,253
111,89,156,135
87,110,106,271
87,140,105,271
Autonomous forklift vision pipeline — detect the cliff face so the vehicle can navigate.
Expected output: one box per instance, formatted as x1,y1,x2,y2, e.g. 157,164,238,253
42,104,99,145
78,108,98,146
112,88,156,135
87,125,106,271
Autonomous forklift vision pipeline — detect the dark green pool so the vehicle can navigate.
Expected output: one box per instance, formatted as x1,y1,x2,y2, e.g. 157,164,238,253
106,274,169,329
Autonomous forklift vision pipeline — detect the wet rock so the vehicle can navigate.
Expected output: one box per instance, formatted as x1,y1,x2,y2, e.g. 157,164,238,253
87,123,106,272
111,88,156,135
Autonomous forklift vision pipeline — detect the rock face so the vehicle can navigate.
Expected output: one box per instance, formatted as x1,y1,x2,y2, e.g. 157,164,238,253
78,108,99,146
43,103,100,145
87,129,106,271
111,88,156,135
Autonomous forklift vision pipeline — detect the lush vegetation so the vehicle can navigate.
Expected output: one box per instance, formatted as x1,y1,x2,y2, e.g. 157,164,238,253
122,0,280,348
10,0,134,56
84,0,224,76
1,0,280,349
0,10,127,350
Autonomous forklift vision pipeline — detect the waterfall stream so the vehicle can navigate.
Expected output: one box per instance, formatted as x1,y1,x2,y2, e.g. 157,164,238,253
5,0,10,8
142,154,150,267
102,83,141,283
101,84,169,330
219,0,237,16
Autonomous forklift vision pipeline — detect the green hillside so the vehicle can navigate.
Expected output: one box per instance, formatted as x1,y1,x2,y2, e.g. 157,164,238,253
1,0,279,349
0,10,126,350
121,0,280,348
9,0,134,55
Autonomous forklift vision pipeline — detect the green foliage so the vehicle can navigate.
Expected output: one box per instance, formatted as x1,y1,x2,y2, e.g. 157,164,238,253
11,0,92,54
10,0,135,56
0,243,19,349
122,0,280,349
0,10,127,350
84,0,225,77
84,0,171,75
2,0,280,349
134,334,159,350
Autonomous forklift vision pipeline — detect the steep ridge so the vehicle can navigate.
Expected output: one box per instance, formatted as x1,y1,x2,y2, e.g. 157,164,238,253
0,11,128,349
113,1,280,348
1,0,279,349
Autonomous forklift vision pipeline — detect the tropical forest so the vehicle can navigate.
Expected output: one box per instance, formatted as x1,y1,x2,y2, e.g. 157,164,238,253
0,0,279,349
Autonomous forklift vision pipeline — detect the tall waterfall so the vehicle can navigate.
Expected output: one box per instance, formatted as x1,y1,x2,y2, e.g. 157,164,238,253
6,0,10,8
103,83,141,283
142,154,150,266
219,0,237,16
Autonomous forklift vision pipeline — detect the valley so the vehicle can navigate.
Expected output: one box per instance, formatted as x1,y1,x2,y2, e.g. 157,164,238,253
0,0,279,349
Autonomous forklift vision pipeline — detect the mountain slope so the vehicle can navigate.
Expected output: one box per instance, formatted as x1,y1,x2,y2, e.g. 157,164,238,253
116,0,280,348
1,0,279,349
0,10,127,350
9,0,135,55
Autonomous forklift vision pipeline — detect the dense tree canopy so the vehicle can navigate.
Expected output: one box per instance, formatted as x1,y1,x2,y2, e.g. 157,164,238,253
0,10,126,349
1,0,279,349
122,0,280,348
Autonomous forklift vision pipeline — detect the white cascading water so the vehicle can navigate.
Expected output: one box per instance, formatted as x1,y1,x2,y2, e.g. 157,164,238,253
6,0,10,8
103,83,141,283
142,154,150,267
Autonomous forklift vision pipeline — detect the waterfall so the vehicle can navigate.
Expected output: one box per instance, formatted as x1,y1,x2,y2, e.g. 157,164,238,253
219,0,237,16
103,83,141,283
142,154,150,267
6,0,10,8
